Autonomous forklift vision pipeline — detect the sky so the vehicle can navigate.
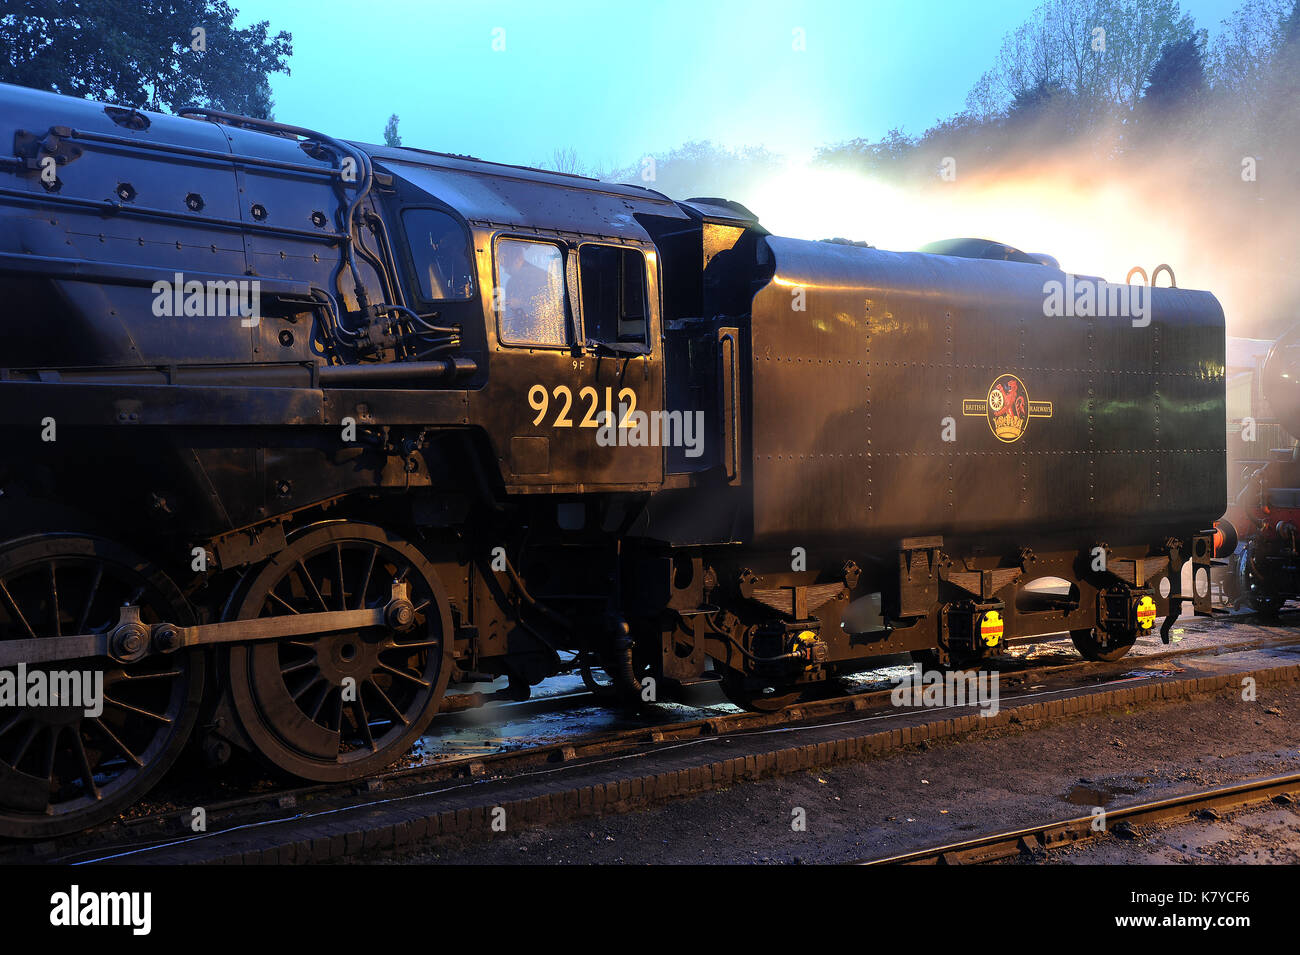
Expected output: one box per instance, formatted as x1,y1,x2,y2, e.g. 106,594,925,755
235,0,1246,172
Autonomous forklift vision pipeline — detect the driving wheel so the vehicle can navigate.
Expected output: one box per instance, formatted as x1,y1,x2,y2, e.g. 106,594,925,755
0,534,204,838
225,523,452,782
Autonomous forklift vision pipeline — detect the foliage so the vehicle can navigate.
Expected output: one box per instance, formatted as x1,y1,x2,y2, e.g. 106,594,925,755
384,113,402,147
0,0,292,117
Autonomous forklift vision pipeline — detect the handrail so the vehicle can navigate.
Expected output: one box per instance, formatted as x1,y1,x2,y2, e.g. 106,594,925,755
178,105,376,313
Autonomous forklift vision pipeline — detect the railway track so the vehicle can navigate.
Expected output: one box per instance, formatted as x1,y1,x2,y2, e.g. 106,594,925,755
6,623,1299,864
857,771,1300,865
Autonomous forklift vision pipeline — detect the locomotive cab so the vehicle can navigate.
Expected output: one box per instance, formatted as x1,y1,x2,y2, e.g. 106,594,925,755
371,152,673,492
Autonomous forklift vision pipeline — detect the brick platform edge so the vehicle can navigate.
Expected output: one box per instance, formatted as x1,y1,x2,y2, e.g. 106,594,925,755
203,663,1300,864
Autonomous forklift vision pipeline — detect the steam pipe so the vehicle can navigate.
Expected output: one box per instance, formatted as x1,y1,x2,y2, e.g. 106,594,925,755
316,357,476,385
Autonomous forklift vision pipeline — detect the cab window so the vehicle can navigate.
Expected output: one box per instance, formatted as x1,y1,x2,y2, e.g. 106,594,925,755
495,237,570,347
402,208,475,301
579,245,648,349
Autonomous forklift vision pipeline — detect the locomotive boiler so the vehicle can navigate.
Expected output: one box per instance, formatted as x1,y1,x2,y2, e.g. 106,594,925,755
0,83,1226,837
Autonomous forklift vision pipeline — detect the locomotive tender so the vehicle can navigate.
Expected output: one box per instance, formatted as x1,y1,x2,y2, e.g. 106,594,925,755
0,83,1226,837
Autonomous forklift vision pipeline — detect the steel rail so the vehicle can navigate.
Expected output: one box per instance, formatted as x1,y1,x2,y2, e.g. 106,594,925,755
857,771,1300,865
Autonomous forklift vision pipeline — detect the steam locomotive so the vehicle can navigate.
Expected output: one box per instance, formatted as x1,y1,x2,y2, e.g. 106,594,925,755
1223,325,1300,613
0,82,1226,837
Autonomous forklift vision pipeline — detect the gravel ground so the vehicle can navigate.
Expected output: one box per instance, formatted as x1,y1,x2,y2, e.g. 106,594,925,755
381,683,1300,864
1037,799,1300,863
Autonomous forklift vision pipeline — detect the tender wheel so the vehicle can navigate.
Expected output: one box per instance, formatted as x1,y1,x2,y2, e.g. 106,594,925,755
0,534,204,839
1247,593,1284,617
1237,549,1283,617
718,671,802,712
225,523,452,782
1069,626,1137,663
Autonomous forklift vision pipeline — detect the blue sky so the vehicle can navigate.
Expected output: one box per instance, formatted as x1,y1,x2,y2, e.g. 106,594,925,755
235,0,1244,170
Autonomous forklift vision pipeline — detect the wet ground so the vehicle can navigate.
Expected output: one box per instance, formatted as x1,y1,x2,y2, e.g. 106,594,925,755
410,604,1295,767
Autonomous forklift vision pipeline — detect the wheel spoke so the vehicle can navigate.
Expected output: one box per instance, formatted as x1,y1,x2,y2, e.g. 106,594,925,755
74,563,103,636
85,717,144,769
292,673,326,704
352,699,376,751
306,681,333,721
102,696,173,725
280,657,315,676
0,578,37,639
364,678,409,726
355,546,378,610
297,560,330,612
48,563,61,637
335,544,347,611
42,725,58,782
376,660,431,688
267,589,301,615
330,693,343,733
71,729,101,800
10,722,40,767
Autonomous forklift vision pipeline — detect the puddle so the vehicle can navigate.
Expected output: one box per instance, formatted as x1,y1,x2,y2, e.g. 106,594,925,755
1122,668,1182,679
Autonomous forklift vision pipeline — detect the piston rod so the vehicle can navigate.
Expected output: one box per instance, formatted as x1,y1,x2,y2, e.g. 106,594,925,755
0,581,416,667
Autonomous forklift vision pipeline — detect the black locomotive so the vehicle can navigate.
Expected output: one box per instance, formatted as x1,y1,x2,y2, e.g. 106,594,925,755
0,83,1226,837
1224,324,1300,613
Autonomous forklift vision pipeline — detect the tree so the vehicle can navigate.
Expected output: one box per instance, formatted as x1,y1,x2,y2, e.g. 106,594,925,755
1260,0,1300,133
965,0,1111,120
1104,0,1198,110
384,114,402,147
543,146,586,175
964,0,1198,122
1008,77,1070,118
815,128,918,177
604,140,782,198
1141,34,1207,113
1206,0,1292,96
1274,0,1300,83
0,0,292,118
